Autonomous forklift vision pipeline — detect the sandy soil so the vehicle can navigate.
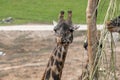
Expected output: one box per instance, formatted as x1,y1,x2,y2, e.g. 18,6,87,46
0,31,120,80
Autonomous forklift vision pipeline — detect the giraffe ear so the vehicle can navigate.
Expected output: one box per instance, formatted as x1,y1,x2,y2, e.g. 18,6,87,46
73,25,80,30
53,20,58,26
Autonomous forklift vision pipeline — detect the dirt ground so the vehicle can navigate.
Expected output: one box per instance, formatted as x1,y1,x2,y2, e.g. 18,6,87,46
0,31,120,80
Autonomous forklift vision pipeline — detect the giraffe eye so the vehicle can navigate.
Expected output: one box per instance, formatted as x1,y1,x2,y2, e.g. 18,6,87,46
69,29,74,32
54,28,57,32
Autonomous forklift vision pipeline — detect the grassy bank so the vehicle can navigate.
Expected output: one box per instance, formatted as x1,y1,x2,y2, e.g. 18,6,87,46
0,0,109,25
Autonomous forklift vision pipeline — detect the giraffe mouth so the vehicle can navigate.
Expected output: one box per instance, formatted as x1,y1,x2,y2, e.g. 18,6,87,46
106,25,120,32
62,41,70,44
106,21,114,29
106,20,120,32
107,26,114,30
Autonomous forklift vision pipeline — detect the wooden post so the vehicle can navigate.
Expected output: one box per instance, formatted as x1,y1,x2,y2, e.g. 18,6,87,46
86,0,99,79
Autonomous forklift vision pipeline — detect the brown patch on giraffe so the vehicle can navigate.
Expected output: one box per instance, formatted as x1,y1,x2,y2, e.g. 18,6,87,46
52,70,60,80
56,37,62,44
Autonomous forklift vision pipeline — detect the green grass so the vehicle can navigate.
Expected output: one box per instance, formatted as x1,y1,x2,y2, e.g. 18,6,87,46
0,0,109,25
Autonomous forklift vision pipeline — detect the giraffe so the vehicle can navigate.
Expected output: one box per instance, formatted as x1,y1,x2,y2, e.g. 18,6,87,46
42,10,78,80
106,16,120,32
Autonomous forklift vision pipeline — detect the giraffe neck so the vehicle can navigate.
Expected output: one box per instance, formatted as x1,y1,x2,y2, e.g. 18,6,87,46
42,44,69,80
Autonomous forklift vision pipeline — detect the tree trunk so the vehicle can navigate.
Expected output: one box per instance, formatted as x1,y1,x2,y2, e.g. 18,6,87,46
79,0,99,80
87,0,99,79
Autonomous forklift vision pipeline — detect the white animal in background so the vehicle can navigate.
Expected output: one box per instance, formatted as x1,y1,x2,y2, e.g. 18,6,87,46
0,51,6,56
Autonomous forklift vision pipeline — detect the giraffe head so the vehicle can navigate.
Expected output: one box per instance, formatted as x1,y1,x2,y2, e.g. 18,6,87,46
53,10,77,45
106,16,120,33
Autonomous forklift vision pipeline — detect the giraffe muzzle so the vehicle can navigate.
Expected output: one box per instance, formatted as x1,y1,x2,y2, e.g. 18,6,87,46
56,37,72,44
61,38,72,44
